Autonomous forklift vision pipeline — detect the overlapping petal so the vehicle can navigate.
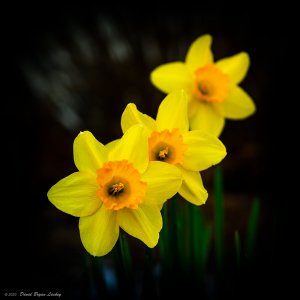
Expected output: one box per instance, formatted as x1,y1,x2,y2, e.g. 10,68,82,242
214,86,256,119
74,131,107,173
117,204,162,248
185,34,214,71
121,103,158,133
47,172,101,217
156,89,189,132
182,130,227,171
216,52,250,85
79,205,119,256
189,100,225,136
150,62,193,94
141,161,182,207
105,139,120,152
178,167,208,205
108,124,149,173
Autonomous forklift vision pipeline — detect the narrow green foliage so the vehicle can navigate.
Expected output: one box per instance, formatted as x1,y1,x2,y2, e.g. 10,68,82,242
190,205,212,278
159,203,171,270
191,205,202,267
246,197,260,258
170,196,186,269
201,225,212,272
214,165,224,272
234,230,241,268
119,232,132,275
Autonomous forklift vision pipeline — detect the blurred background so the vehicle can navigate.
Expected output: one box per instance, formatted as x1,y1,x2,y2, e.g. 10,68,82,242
3,2,295,299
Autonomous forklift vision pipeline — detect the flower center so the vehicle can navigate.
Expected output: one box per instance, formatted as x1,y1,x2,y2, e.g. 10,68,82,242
193,64,229,103
148,129,187,165
158,147,169,160
96,160,147,210
109,183,125,196
198,82,210,95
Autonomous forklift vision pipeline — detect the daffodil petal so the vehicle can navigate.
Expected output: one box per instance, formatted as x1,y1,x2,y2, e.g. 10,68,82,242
47,172,101,217
121,103,158,133
117,204,162,248
182,130,227,171
105,139,120,153
216,52,250,85
150,62,193,94
141,161,182,207
74,131,107,173
214,86,256,119
189,99,225,137
108,124,149,173
79,206,119,256
178,166,208,205
185,34,214,71
156,90,189,132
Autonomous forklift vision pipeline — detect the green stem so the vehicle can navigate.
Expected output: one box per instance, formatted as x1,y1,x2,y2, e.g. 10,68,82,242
119,232,132,275
191,205,203,273
214,165,224,273
234,230,241,269
246,197,260,259
192,205,212,277
113,232,135,298
159,202,170,270
169,195,189,271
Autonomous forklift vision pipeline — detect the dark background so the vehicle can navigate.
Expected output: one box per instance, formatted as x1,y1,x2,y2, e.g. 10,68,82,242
3,2,296,299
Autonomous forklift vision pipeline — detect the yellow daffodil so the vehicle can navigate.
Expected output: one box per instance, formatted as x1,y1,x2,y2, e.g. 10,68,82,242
47,125,182,256
121,90,227,205
150,34,256,136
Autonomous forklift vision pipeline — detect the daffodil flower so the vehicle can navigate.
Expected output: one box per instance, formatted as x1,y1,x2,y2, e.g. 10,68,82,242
47,125,182,256
121,90,227,205
150,34,256,136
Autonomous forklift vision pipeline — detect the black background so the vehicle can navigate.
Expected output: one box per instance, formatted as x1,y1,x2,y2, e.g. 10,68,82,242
3,2,296,299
